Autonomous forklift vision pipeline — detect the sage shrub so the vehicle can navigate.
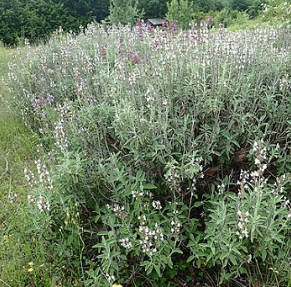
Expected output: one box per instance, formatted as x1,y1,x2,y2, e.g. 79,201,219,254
8,22,291,286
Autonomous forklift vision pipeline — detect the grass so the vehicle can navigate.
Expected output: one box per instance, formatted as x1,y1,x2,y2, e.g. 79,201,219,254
0,47,47,287
0,46,11,76
0,47,37,189
0,46,80,287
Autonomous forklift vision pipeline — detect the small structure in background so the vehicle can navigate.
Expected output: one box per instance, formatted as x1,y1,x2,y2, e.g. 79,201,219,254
146,18,164,28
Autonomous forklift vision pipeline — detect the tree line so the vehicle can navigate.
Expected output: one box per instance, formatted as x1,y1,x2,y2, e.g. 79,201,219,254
0,0,264,45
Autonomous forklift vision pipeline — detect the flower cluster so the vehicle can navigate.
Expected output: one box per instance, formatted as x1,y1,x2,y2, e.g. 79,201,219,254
8,193,18,203
217,182,225,195
131,190,144,199
139,223,164,255
138,214,146,225
170,220,181,235
35,158,53,190
136,19,144,38
100,45,107,62
253,140,267,168
56,102,72,121
24,152,53,213
31,94,54,117
27,194,36,205
250,139,269,188
37,195,50,212
55,121,67,150
24,167,37,187
275,174,286,195
107,203,126,219
75,76,87,94
237,170,251,197
152,200,162,210
236,210,249,239
280,74,290,94
165,168,182,193
105,274,115,283
119,237,133,249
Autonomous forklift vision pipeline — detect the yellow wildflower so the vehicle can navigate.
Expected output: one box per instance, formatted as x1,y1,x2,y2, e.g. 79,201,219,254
3,235,9,243
112,285,122,287
28,262,34,266
28,268,34,272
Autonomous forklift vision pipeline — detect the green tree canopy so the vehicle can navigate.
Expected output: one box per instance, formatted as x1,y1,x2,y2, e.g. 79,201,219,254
51,0,110,22
138,0,168,19
229,0,251,11
0,0,85,45
107,0,142,25
0,0,24,44
166,0,194,29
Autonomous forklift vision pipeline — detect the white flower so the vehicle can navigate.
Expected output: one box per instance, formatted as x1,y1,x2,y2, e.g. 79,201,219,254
152,200,162,210
261,164,267,171
8,193,18,203
119,237,133,249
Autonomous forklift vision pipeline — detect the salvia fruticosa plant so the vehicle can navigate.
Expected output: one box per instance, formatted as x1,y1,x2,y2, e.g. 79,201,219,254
7,21,291,286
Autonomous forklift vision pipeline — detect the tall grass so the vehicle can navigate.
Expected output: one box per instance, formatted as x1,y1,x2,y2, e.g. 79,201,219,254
0,46,10,76
0,47,36,187
3,23,291,286
0,48,60,287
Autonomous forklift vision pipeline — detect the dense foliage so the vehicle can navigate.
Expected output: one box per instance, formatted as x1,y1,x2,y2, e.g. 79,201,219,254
107,0,142,25
0,0,109,45
166,0,194,29
5,22,291,286
262,0,291,23
0,0,268,45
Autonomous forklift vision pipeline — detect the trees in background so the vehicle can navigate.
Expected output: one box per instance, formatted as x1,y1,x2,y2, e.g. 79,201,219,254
138,0,168,19
0,0,111,45
229,0,251,11
166,0,194,29
107,0,142,25
53,0,110,22
0,0,23,44
1,0,228,45
248,0,266,18
21,0,75,40
1,0,290,45
228,0,266,18
0,0,87,45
